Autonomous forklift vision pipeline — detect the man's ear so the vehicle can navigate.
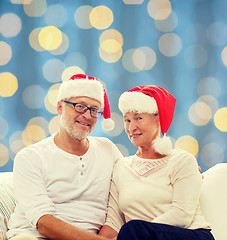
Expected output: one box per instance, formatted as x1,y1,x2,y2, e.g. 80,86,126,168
57,101,63,115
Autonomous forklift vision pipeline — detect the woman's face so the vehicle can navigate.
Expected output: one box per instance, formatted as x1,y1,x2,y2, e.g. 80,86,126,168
123,111,160,148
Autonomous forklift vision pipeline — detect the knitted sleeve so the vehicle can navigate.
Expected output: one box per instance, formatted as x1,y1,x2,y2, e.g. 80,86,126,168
152,151,202,228
103,176,125,232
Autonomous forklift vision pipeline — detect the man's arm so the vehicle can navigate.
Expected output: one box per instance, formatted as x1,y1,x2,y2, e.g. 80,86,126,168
37,214,113,240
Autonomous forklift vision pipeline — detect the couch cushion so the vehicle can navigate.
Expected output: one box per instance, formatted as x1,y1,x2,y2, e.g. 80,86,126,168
200,163,227,240
0,172,15,240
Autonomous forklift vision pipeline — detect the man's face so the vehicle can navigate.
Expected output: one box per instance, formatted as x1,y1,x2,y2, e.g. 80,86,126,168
58,96,101,140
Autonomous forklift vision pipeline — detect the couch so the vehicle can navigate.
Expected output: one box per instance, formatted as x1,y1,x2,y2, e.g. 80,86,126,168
0,163,227,240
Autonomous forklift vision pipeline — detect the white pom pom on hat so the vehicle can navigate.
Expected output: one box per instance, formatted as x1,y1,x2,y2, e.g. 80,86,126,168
119,85,176,155
57,74,114,131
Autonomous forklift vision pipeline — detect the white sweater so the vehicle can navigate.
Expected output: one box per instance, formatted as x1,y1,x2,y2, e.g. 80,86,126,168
7,135,123,239
104,149,211,232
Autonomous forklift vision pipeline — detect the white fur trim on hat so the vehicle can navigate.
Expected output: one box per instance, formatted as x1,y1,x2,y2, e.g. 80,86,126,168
57,79,104,107
119,92,158,114
152,135,173,155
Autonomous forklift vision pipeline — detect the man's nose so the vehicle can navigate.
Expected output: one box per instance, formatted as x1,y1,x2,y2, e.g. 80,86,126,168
82,108,92,118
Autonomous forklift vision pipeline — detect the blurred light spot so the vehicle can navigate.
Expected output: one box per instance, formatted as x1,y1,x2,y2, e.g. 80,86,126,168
22,125,46,146
0,117,9,139
206,22,227,46
197,77,221,98
29,28,44,52
61,66,85,82
90,6,113,30
0,41,12,65
200,143,224,167
147,0,171,20
0,13,22,37
11,0,32,3
0,144,9,167
122,49,140,72
123,0,144,3
99,46,122,63
64,52,87,70
198,95,219,117
44,84,61,114
155,11,178,32
133,46,156,70
158,33,182,56
24,0,47,17
22,85,45,109
99,29,123,63
184,45,208,68
74,5,93,29
188,102,212,126
175,135,199,156
214,107,227,132
44,4,67,27
100,39,122,54
104,113,124,136
49,116,60,135
116,143,129,157
0,72,18,97
50,33,69,55
221,46,227,67
9,131,25,157
38,26,62,51
100,29,123,47
27,117,49,136
43,58,65,83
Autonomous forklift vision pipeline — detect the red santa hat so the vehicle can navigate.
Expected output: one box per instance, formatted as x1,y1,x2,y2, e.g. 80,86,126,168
119,85,176,155
57,74,114,131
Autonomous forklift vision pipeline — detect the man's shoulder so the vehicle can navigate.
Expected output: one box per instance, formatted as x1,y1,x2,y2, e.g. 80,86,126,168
17,135,53,155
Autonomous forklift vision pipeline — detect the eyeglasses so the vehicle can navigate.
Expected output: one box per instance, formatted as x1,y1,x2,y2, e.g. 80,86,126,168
63,101,103,118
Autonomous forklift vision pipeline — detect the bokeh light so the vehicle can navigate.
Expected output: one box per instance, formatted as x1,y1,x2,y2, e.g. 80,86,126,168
0,13,22,37
175,135,199,156
0,144,9,167
214,108,227,132
197,77,221,98
147,0,171,20
44,4,67,27
158,33,182,56
0,41,12,65
22,85,45,109
154,11,178,32
38,26,63,51
43,59,65,83
29,28,45,52
0,72,18,97
0,1,227,173
188,101,212,126
74,5,93,29
89,6,113,30
23,0,47,17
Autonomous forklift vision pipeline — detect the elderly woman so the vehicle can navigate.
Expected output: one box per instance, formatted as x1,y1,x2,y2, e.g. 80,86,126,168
99,85,215,240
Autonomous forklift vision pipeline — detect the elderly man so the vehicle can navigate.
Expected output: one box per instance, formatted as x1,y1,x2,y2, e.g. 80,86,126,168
7,74,122,240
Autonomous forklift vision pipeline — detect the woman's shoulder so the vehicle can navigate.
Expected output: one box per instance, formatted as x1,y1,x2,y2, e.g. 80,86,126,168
169,148,198,168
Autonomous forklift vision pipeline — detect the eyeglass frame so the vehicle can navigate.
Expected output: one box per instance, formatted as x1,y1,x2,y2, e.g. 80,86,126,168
62,100,103,118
